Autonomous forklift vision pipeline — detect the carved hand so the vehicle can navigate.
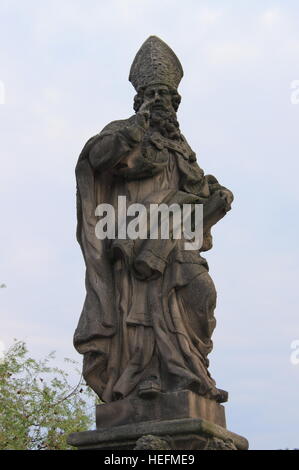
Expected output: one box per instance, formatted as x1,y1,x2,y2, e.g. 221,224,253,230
215,189,233,212
136,100,151,130
203,189,233,232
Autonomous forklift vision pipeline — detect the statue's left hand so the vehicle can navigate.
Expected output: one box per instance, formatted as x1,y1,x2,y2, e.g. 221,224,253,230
203,189,233,232
216,189,234,212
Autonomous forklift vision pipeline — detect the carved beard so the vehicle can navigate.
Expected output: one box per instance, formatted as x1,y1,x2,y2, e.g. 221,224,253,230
149,106,181,140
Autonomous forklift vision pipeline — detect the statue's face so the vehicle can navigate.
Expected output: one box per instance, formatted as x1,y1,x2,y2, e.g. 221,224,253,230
144,84,173,112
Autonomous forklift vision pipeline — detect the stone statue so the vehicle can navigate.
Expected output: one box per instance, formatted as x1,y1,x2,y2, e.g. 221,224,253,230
74,36,233,407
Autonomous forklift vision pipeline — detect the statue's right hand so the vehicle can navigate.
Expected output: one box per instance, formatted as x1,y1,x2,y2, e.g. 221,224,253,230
136,100,151,130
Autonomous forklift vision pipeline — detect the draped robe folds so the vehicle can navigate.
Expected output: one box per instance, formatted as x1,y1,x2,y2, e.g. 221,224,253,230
74,114,232,403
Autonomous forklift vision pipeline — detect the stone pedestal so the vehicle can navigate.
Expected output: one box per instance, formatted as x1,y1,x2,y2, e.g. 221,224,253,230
67,391,248,450
96,390,226,428
67,417,248,450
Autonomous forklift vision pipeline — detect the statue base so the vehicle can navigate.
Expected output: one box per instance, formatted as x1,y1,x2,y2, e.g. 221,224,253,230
67,391,248,450
67,417,248,450
96,390,226,428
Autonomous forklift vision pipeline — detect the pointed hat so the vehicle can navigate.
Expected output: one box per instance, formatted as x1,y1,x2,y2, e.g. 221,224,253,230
129,36,184,91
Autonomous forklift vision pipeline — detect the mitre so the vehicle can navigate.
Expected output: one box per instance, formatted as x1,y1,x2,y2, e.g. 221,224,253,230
129,36,184,91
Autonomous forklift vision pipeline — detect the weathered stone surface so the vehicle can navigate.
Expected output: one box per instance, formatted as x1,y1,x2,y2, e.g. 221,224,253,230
133,434,238,450
96,390,226,429
67,418,249,451
204,437,238,450
134,435,172,450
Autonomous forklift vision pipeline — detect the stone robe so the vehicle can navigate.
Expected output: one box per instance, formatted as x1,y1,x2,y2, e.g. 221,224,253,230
74,114,232,403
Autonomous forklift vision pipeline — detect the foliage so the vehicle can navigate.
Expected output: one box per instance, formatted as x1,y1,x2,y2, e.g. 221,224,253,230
0,340,95,450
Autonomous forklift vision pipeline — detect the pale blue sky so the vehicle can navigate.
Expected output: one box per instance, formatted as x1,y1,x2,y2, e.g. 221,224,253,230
1,0,299,449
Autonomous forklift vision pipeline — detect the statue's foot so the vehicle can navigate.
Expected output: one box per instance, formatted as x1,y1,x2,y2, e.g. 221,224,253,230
204,386,228,403
138,378,161,399
215,388,229,403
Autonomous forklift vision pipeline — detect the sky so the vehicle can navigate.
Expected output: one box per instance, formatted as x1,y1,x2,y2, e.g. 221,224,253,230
1,0,299,450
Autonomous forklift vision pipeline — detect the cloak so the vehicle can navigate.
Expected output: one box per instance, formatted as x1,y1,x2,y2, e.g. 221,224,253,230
74,115,231,402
